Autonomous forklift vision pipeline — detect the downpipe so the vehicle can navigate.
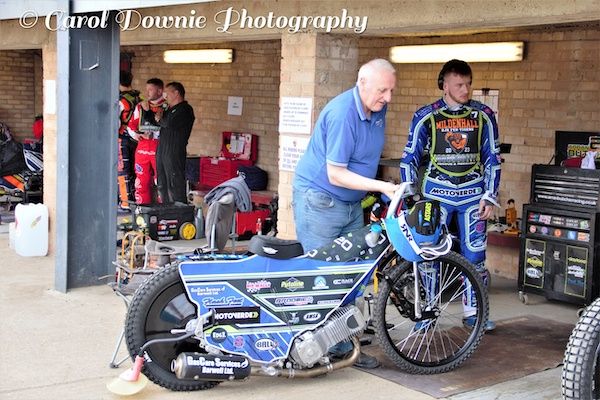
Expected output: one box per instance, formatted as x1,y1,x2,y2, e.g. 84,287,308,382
250,337,361,379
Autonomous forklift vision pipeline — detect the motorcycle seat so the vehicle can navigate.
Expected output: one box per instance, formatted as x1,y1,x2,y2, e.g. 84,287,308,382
248,235,304,260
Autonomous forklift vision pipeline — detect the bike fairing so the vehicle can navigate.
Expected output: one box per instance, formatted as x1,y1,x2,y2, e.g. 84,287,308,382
177,230,390,364
175,208,445,365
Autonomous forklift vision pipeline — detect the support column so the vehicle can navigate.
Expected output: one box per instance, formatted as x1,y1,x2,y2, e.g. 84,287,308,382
45,7,120,291
277,33,358,240
42,38,57,259
63,12,120,289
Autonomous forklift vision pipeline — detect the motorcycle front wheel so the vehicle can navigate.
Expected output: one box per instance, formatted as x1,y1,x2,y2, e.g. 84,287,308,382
374,251,488,374
125,264,220,391
562,297,600,400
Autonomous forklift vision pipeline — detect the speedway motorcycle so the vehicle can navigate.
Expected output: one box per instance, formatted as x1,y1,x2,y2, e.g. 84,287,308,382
110,182,488,394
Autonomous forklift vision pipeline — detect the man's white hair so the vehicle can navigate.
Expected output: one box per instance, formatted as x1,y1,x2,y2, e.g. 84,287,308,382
356,59,396,86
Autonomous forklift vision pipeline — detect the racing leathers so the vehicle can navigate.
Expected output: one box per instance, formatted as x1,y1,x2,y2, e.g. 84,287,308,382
118,89,140,208
400,98,501,318
128,98,167,204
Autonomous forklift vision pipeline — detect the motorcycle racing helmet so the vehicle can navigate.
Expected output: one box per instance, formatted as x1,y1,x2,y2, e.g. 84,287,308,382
384,199,452,262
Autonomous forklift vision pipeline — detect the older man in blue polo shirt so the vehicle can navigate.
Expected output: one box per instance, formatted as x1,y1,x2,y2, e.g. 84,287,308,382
292,58,399,369
293,58,399,252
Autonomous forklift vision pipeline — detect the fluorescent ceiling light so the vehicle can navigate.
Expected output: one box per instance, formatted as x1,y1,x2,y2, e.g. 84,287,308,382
163,49,233,64
390,42,524,63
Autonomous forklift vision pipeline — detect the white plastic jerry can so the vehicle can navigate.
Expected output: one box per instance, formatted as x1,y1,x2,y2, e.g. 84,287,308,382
14,203,48,257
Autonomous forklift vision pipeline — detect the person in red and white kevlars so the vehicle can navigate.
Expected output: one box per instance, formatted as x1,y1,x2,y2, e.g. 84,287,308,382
128,78,168,205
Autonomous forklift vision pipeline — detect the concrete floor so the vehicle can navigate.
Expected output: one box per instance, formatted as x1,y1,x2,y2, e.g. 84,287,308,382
0,229,581,400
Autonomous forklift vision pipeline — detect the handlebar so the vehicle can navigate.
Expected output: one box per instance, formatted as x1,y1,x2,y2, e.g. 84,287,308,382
387,182,417,217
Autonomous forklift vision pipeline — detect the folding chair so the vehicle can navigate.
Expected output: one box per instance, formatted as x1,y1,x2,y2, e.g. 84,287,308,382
108,238,194,368
108,262,154,368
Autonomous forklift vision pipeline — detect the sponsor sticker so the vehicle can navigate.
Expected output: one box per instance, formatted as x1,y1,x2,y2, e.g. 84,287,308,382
554,229,562,237
281,277,304,292
303,312,322,322
332,277,354,285
287,312,299,324
525,267,543,279
213,306,261,324
211,328,228,343
255,338,279,351
312,276,329,290
274,296,314,306
246,279,272,293
233,336,245,349
203,296,244,307
578,232,590,242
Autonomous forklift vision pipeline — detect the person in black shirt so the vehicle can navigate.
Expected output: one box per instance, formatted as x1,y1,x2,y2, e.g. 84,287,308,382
142,81,195,204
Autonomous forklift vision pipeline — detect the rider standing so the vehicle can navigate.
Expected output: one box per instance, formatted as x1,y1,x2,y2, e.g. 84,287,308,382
400,59,501,331
128,78,167,205
118,71,141,210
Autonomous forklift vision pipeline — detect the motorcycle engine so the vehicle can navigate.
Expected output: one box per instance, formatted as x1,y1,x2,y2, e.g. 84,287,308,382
289,305,366,368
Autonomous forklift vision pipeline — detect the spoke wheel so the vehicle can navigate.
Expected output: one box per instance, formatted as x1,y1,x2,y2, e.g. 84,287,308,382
374,251,488,374
125,265,220,391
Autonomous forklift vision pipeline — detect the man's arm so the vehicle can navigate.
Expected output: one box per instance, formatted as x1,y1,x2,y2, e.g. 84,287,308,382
127,103,142,140
400,109,430,185
478,105,502,220
327,164,399,201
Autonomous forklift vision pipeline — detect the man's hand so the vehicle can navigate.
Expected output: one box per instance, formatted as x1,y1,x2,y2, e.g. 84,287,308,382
154,107,164,122
381,182,401,202
478,199,495,220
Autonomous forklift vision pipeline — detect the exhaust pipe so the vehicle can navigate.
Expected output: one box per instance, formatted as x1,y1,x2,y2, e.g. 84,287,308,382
251,337,361,378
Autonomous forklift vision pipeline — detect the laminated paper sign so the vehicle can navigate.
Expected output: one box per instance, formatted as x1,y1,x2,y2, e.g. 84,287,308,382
279,135,309,172
279,97,313,135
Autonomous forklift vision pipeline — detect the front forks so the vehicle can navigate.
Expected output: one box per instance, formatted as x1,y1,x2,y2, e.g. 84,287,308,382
412,261,422,319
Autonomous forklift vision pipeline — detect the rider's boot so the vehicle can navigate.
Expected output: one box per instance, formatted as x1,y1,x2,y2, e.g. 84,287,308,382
329,341,380,369
463,262,495,332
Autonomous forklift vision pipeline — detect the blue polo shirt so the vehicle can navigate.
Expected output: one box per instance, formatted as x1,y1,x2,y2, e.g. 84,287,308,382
293,86,387,202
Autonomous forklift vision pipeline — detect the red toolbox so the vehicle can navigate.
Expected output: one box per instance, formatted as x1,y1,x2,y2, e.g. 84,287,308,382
236,208,270,236
199,157,253,188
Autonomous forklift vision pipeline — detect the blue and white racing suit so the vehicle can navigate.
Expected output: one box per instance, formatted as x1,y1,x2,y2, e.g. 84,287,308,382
400,98,501,317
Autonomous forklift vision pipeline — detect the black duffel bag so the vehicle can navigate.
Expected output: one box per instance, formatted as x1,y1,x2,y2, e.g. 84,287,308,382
238,165,268,191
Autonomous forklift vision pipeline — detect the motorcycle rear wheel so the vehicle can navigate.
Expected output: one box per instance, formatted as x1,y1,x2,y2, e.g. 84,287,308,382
374,251,488,374
562,297,600,399
125,265,220,391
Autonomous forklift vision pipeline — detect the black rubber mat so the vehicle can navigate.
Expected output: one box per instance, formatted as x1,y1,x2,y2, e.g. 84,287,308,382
360,315,573,398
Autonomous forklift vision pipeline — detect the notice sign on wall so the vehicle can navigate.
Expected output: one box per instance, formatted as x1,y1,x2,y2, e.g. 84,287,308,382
227,96,243,116
279,97,313,134
280,135,310,172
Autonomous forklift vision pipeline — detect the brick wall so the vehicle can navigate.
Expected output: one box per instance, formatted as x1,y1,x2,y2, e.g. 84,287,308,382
358,25,600,215
122,40,281,191
0,49,41,141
